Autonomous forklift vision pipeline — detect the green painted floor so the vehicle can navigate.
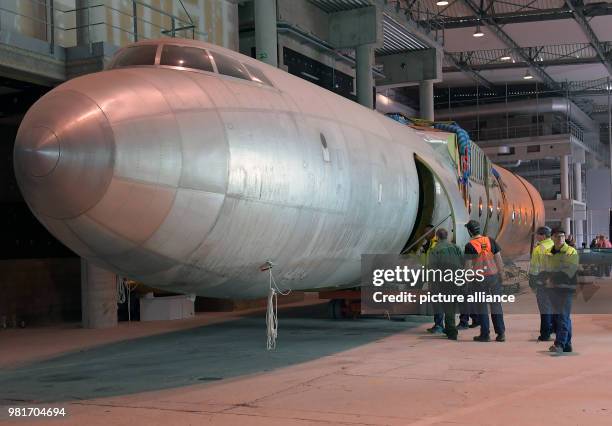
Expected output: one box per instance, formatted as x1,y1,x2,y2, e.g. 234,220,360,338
0,304,428,403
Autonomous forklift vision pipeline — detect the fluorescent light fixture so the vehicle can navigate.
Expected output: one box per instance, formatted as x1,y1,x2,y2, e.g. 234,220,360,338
523,70,534,80
500,55,511,61
436,0,449,5
473,24,484,37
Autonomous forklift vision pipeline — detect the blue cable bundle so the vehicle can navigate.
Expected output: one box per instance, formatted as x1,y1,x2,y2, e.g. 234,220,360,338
385,113,411,126
433,122,471,184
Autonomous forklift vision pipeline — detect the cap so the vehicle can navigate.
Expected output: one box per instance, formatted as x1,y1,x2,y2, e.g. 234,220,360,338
465,220,481,235
551,227,566,236
536,226,552,237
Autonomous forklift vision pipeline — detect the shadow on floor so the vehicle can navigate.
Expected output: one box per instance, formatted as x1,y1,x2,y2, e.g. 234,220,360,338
0,304,429,403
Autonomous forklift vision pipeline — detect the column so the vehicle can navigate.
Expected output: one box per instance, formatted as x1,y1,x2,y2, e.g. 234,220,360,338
81,259,117,329
419,80,435,121
254,0,278,67
560,155,571,233
574,161,583,246
356,44,374,109
76,0,92,45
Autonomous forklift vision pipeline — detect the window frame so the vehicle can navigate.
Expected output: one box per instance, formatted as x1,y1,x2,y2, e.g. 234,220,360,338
109,44,161,69
158,44,216,74
109,43,277,90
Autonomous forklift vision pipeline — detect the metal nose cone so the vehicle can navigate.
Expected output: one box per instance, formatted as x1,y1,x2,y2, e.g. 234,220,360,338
18,126,61,177
14,90,115,219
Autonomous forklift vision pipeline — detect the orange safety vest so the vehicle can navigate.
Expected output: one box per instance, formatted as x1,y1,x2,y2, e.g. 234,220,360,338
469,236,499,276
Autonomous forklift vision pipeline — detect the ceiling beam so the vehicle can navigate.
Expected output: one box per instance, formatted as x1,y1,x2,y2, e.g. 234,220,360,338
565,0,612,76
459,0,560,89
443,52,493,88
444,56,602,72
428,3,612,28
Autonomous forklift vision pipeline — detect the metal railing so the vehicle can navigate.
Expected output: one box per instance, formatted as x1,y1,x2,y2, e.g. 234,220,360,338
465,122,581,143
0,0,207,54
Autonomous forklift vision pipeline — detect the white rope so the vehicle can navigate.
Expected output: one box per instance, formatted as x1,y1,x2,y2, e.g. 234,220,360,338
117,276,127,304
117,277,138,322
263,261,291,350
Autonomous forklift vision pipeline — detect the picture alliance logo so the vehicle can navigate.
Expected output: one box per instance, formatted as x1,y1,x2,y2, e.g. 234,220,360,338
371,266,486,287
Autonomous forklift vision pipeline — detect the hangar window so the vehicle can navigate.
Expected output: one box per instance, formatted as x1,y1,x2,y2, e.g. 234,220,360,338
160,45,214,72
497,201,502,220
488,199,493,218
244,63,273,86
511,205,516,223
478,197,483,217
112,45,158,68
210,51,250,81
468,195,472,215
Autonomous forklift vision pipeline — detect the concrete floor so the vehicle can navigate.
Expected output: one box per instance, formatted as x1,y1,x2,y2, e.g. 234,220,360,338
1,301,611,425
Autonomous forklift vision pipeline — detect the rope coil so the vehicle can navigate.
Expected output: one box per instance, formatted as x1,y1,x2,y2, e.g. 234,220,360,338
261,261,291,350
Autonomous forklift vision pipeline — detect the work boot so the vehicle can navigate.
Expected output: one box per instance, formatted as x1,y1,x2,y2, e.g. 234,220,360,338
549,344,563,354
427,325,444,334
473,335,491,342
468,322,480,328
563,344,573,353
457,323,469,330
537,335,551,342
496,334,506,342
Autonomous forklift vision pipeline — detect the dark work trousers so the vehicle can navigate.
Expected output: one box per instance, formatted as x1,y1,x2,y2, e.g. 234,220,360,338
458,313,479,326
547,288,574,349
433,312,444,327
536,286,553,338
476,274,506,337
443,302,458,338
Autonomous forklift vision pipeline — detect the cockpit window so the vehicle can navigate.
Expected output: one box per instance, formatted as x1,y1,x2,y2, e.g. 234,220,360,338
244,63,273,86
210,51,250,81
113,45,158,68
160,45,214,72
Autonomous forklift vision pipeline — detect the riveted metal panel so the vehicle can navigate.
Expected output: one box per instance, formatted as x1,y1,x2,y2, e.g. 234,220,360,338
174,110,229,193
112,113,182,186
86,178,176,245
66,214,137,256
143,189,225,261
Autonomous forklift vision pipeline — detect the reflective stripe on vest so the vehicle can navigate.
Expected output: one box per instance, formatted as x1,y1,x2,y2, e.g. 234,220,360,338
469,236,499,276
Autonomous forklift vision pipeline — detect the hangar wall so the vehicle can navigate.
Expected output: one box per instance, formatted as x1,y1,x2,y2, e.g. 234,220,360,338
0,0,240,326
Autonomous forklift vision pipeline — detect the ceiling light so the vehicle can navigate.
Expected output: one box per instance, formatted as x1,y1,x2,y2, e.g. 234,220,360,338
500,55,511,61
436,0,449,5
523,70,534,80
473,24,484,37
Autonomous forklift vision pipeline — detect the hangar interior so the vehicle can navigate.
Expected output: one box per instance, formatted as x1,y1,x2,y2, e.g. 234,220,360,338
0,1,609,319
0,0,611,419
3,0,610,327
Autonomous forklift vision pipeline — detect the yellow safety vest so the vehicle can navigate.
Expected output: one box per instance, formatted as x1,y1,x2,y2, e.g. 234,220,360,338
529,238,553,276
544,243,579,289
419,236,438,266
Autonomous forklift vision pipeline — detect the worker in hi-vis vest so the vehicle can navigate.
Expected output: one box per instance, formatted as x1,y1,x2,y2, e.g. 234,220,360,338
427,228,464,340
544,227,579,354
529,226,555,341
464,220,506,342
418,224,443,334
